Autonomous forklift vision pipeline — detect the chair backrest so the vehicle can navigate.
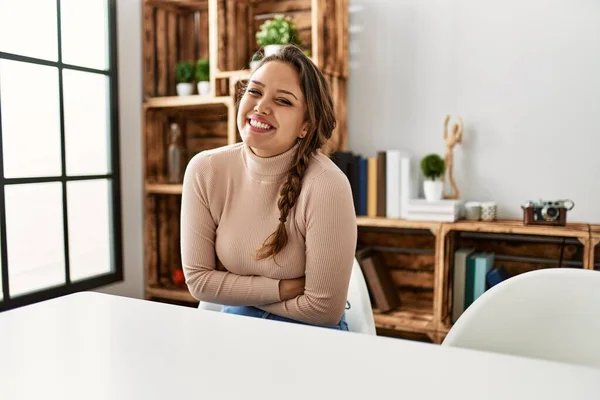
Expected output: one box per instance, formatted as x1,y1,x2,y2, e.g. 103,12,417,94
345,258,377,335
442,268,600,369
198,258,377,335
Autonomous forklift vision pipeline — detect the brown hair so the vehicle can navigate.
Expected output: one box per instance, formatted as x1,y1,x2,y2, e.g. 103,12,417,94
240,45,336,261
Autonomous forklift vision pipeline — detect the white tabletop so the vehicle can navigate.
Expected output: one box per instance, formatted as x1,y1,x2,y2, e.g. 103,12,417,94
1,292,599,399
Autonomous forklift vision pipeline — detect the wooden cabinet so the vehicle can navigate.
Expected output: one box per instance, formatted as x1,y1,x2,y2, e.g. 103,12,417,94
356,217,595,343
141,0,349,305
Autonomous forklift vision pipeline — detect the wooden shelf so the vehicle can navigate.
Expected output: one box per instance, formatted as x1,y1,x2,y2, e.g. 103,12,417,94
357,216,441,233
214,69,252,80
146,285,197,303
143,95,232,109
145,183,183,195
446,219,590,240
145,0,207,12
372,299,435,334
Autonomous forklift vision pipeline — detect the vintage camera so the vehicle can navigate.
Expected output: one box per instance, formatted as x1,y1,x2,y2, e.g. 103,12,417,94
521,199,574,226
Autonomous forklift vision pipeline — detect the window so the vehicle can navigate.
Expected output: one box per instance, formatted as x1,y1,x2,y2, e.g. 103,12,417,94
0,0,122,311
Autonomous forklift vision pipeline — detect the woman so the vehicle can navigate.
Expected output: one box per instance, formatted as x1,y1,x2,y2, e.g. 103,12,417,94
180,45,357,331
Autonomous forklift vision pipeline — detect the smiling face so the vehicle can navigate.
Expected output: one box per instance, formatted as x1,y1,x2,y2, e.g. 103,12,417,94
237,61,308,158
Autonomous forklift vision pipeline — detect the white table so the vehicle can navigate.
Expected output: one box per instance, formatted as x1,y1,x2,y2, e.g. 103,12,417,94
1,292,599,399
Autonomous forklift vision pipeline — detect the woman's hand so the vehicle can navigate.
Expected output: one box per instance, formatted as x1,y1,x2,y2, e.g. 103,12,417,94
278,277,305,301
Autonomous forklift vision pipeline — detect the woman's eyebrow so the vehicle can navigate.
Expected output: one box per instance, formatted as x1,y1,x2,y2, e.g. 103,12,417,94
250,80,299,100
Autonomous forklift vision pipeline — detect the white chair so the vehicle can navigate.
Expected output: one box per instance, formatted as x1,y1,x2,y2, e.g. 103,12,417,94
442,268,600,369
198,258,377,335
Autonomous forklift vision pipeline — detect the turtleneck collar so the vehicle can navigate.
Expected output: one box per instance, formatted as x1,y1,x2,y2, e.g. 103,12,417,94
242,142,299,182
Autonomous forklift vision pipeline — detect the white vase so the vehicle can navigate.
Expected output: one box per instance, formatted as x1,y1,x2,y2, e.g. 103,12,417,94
264,44,283,57
176,82,193,96
423,180,443,202
197,81,210,96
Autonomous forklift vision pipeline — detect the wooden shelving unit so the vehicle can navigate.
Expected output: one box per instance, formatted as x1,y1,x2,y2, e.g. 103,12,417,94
141,0,349,304
354,217,597,343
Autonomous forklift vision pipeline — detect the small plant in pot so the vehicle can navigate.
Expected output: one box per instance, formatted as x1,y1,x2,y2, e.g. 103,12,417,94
255,14,302,57
175,61,194,96
420,153,446,202
195,58,210,96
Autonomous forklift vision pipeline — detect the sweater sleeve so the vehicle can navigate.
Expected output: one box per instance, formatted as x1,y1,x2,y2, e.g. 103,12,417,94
180,152,282,306
258,169,357,326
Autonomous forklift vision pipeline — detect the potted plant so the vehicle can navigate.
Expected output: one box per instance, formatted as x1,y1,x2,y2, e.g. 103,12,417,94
195,58,210,95
420,153,446,202
175,61,194,96
255,14,302,57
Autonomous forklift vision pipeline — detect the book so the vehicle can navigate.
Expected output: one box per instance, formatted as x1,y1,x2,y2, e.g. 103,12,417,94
452,248,475,323
355,248,400,312
487,265,510,288
376,151,386,217
465,252,495,310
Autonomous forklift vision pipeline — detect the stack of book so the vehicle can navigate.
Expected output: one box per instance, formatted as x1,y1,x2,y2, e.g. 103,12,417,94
330,149,418,218
452,250,511,322
405,199,465,222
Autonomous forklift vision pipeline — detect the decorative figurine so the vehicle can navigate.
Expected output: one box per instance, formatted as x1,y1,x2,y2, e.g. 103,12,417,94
442,114,463,200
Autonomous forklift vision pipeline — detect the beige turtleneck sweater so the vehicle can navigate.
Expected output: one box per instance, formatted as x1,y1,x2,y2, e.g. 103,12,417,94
180,142,357,326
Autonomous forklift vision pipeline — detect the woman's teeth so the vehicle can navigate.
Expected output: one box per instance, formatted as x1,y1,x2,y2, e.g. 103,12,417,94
249,119,273,130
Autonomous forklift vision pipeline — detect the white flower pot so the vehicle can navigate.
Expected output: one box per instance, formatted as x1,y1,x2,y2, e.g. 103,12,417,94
197,81,210,96
264,44,283,57
423,180,443,202
176,82,193,96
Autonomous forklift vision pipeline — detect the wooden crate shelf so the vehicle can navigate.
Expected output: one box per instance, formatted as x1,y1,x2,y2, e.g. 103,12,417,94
436,219,592,333
146,284,197,303
143,0,210,99
143,95,232,109
145,183,183,195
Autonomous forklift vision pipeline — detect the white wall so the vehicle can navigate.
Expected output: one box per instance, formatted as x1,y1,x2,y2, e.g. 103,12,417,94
96,0,144,298
348,0,600,223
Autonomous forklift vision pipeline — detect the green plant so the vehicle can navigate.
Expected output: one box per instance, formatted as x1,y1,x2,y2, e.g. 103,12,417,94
175,61,194,83
255,14,302,47
420,153,446,180
195,58,209,82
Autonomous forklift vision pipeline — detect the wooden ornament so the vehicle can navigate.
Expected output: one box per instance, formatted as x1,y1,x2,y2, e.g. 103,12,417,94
442,114,463,200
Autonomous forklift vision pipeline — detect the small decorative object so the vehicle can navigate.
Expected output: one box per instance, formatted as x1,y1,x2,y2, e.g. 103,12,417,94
195,58,210,95
465,201,482,220
480,202,497,221
521,199,574,226
249,51,263,70
167,123,184,183
172,268,185,286
175,61,194,96
442,114,463,199
420,153,446,202
255,14,302,57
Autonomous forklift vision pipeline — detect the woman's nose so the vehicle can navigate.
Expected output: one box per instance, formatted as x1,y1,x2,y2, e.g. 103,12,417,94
254,99,271,115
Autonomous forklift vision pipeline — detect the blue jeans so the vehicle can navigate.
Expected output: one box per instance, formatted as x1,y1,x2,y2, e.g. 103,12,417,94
221,305,349,331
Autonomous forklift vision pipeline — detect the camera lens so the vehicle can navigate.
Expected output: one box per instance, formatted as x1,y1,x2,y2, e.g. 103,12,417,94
542,206,559,222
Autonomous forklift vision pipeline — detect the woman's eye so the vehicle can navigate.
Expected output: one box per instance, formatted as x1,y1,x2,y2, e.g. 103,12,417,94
247,89,261,96
277,98,292,106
